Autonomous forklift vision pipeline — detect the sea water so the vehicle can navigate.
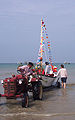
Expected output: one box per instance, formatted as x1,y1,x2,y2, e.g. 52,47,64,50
0,63,75,84
0,63,75,120
0,63,18,79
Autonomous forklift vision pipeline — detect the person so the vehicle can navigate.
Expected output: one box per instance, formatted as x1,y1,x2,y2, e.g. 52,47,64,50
17,62,34,78
57,64,67,89
17,62,34,108
45,62,50,75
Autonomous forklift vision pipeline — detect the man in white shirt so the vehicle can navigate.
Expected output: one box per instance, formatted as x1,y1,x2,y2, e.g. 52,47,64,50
17,62,33,77
45,62,50,75
17,62,34,107
57,64,67,89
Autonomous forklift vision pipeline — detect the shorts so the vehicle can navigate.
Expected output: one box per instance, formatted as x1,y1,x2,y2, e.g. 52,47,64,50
61,77,67,83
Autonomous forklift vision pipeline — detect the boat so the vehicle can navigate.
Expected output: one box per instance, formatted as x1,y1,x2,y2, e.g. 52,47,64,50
64,61,70,64
36,18,57,87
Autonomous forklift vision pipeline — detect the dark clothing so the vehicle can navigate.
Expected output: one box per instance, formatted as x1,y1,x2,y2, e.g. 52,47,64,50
61,77,67,83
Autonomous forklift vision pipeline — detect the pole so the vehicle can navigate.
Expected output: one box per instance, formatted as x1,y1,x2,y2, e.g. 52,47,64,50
40,18,43,69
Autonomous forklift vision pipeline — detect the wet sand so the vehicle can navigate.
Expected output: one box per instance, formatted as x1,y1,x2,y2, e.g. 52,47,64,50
0,85,75,120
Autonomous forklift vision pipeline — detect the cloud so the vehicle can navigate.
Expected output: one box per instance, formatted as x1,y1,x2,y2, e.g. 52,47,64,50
0,0,75,16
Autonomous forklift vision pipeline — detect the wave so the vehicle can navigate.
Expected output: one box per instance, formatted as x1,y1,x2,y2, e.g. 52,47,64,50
0,112,75,117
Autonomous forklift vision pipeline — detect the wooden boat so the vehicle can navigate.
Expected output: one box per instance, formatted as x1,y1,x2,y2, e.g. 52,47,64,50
40,75,56,87
36,18,57,87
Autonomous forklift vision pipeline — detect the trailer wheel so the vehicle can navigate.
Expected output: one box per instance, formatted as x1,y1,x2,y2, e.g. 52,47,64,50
33,81,43,100
22,93,29,108
56,81,61,88
39,83,43,100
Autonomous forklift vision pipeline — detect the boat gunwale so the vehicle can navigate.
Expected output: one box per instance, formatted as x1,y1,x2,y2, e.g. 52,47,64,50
38,74,57,78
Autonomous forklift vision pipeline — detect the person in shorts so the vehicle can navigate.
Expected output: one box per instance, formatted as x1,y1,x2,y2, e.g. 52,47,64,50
57,64,67,89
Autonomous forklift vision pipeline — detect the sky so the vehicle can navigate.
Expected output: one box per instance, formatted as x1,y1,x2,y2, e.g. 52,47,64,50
0,0,75,63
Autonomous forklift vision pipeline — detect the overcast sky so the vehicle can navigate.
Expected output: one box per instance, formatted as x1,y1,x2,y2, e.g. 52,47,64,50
0,0,75,63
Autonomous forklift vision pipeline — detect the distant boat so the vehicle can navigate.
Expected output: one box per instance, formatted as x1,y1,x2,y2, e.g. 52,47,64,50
17,62,23,65
24,62,27,65
64,61,70,64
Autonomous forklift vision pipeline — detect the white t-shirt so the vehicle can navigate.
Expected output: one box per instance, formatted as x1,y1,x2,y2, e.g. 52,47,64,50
19,65,33,76
45,65,50,75
57,68,67,78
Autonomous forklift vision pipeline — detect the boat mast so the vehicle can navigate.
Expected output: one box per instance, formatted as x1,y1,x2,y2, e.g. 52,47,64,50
40,18,43,69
